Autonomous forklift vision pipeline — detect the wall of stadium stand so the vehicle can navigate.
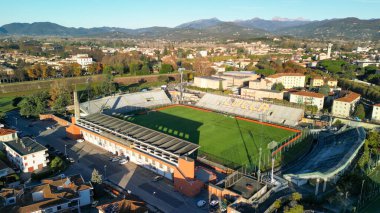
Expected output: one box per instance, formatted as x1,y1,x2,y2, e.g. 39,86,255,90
65,116,204,197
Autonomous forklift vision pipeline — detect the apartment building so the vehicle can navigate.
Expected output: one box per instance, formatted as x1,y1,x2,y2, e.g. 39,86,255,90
371,104,380,122
290,91,325,110
4,138,49,173
266,73,305,89
310,77,338,87
331,92,361,118
0,174,93,212
193,76,227,90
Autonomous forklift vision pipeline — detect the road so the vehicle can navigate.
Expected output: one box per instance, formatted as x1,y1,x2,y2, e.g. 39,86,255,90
5,111,208,213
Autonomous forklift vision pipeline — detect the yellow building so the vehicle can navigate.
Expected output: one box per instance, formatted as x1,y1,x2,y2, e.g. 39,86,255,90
310,77,324,87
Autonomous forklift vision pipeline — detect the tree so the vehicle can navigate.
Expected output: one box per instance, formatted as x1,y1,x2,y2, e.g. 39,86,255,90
354,104,366,120
50,156,64,171
255,69,276,77
140,63,151,75
40,64,48,79
160,64,173,74
284,204,304,213
273,199,281,212
193,57,213,76
19,91,49,117
291,192,302,202
91,168,103,184
72,63,82,77
272,83,285,91
319,84,330,96
129,63,140,75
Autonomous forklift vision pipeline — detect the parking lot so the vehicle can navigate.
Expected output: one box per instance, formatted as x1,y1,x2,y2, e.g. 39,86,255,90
5,111,209,213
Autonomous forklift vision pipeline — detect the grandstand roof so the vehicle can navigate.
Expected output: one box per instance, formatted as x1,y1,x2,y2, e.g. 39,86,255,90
79,90,171,115
267,73,305,78
195,76,226,81
77,113,200,157
292,91,325,98
335,92,360,103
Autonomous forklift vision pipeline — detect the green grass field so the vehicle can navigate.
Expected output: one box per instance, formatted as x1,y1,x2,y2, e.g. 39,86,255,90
126,105,295,169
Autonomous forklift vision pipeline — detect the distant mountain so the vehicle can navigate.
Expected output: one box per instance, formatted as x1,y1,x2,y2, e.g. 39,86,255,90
276,17,380,40
0,27,7,34
175,18,223,29
1,18,379,40
234,18,311,31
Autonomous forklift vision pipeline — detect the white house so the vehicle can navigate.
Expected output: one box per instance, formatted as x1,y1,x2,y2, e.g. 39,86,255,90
290,91,325,110
372,104,380,122
266,73,306,89
4,138,49,173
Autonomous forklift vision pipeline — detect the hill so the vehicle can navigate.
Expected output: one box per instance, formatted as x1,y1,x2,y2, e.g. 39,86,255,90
1,18,379,40
276,17,380,40
234,18,311,31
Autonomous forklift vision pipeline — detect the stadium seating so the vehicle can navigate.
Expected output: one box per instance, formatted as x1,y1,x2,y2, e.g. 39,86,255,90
80,90,171,115
196,93,304,126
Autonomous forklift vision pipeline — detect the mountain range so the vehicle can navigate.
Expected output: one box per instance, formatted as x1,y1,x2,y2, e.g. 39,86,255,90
0,17,379,40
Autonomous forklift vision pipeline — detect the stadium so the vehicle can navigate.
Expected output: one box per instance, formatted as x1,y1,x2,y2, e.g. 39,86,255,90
78,90,303,169
66,90,305,196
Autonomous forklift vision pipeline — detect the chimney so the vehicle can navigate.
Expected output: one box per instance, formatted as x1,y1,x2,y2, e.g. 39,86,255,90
74,88,80,121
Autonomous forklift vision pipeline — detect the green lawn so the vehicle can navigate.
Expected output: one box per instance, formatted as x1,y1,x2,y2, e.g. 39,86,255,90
0,97,18,113
126,106,295,169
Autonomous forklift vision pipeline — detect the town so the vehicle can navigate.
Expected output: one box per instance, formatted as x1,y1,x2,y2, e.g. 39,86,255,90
0,1,380,213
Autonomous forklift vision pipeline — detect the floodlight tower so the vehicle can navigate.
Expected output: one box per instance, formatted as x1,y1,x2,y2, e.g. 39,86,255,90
178,68,185,103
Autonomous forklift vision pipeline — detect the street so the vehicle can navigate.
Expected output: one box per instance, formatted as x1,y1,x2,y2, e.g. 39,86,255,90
5,111,208,213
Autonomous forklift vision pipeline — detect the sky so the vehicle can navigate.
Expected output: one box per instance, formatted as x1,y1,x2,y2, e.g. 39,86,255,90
1,0,379,29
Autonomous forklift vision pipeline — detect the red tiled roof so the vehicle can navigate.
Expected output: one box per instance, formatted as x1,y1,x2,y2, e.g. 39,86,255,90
0,128,16,136
292,91,325,98
267,73,305,78
335,92,361,103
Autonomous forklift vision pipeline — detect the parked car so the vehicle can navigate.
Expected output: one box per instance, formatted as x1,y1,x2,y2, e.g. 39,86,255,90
111,157,120,162
91,200,99,208
153,175,163,182
119,159,128,165
76,139,85,143
67,157,75,163
210,200,219,207
197,200,206,207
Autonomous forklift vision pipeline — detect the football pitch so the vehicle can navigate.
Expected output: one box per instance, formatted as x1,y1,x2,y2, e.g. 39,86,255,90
126,105,296,168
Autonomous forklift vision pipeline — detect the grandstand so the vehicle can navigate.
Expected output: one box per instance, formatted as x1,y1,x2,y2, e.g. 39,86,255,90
79,90,171,116
196,93,304,126
283,127,366,188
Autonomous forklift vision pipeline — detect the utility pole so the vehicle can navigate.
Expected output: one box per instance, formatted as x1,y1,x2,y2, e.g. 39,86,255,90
359,179,365,206
271,158,275,183
258,147,262,181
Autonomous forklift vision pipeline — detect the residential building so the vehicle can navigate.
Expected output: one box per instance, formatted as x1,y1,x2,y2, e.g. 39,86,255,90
371,104,380,122
0,128,17,149
70,54,93,68
0,174,93,213
290,91,325,110
4,137,49,173
193,76,227,90
240,88,283,100
326,79,338,87
310,77,324,87
266,73,306,89
249,79,274,90
213,71,259,88
199,50,208,57
97,197,148,213
331,92,361,118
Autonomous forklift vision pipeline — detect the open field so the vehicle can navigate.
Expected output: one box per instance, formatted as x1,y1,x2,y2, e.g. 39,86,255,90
126,105,296,169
